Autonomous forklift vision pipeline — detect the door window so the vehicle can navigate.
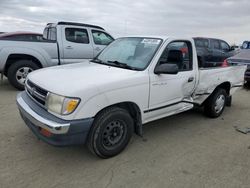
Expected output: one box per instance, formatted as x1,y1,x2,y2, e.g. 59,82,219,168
158,41,193,71
220,41,230,51
65,28,89,44
92,30,114,45
194,38,209,48
212,40,220,50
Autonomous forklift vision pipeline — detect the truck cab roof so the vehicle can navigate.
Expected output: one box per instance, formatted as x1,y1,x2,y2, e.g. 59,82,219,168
46,21,105,30
119,35,194,42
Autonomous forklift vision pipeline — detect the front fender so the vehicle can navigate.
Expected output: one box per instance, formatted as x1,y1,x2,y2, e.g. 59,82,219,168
73,83,149,121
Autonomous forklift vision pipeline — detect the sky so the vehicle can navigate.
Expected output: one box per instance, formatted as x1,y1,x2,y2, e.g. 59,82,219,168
0,0,249,44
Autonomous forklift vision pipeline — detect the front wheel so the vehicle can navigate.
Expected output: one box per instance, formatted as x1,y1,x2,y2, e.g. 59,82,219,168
87,107,134,158
204,89,227,118
7,60,39,90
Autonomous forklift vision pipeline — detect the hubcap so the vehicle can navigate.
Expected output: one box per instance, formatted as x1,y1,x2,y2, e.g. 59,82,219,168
16,67,33,85
214,94,225,113
102,120,126,150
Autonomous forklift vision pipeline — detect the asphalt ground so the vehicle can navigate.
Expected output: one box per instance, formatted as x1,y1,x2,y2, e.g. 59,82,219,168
0,78,250,188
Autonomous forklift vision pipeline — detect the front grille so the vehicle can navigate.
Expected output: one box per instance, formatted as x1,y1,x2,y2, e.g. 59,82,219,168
26,80,48,106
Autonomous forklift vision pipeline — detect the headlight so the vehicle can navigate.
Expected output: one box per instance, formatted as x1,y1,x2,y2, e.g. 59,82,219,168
46,92,80,115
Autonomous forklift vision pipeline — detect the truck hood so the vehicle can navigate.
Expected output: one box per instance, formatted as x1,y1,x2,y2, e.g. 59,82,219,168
27,61,142,96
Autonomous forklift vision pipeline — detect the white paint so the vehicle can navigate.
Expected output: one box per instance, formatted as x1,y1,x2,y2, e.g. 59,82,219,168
26,37,247,124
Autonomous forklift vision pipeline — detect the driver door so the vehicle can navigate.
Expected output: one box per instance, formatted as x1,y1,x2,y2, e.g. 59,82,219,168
61,26,94,64
147,41,196,119
91,30,114,57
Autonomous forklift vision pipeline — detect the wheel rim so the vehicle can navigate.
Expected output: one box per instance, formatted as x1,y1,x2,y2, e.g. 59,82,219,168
102,120,126,150
16,67,33,85
214,94,225,113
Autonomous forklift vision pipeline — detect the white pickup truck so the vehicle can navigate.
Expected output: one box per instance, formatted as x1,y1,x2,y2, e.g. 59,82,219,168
16,36,246,158
0,21,114,90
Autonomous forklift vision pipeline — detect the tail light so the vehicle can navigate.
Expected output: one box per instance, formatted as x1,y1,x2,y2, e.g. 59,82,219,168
222,59,229,67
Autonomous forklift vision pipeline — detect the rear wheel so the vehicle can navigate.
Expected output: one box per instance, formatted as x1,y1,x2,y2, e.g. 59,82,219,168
245,81,250,87
7,60,39,90
204,89,227,118
87,107,134,158
226,95,232,107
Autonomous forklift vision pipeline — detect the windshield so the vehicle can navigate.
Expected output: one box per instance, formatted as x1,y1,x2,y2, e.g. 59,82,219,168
96,37,162,70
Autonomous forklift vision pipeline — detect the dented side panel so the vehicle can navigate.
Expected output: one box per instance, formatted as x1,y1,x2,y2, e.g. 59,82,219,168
193,65,247,104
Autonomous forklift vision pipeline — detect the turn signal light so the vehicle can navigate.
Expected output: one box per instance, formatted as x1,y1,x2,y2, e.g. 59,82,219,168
40,128,52,137
65,99,79,114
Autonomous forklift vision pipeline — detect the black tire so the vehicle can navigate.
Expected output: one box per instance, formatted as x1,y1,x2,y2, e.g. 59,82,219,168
87,107,134,158
245,81,250,88
7,60,39,90
226,95,232,107
204,89,227,118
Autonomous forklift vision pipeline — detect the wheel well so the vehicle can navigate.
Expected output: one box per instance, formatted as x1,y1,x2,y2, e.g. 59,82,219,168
202,82,231,106
96,102,142,136
4,54,42,75
216,82,231,95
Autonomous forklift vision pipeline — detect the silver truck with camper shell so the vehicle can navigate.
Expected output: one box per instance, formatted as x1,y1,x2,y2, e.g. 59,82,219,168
0,21,114,90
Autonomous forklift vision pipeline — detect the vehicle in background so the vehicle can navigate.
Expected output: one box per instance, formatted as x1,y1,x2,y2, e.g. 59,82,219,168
227,49,250,84
193,37,237,68
0,21,114,90
231,44,241,53
17,36,246,158
0,32,44,41
242,41,250,49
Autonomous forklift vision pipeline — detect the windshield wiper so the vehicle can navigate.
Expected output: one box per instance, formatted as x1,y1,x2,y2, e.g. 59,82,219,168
90,57,103,63
107,60,138,70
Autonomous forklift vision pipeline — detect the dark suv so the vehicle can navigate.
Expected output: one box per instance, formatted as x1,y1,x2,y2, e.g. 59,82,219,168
193,37,236,68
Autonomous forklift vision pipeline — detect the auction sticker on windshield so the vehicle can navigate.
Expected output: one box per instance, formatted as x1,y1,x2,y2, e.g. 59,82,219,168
141,39,161,45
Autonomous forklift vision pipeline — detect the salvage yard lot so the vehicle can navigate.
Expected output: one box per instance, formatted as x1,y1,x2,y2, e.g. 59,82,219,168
0,78,250,188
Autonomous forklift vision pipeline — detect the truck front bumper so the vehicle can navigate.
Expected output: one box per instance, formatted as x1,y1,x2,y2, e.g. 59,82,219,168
16,92,94,146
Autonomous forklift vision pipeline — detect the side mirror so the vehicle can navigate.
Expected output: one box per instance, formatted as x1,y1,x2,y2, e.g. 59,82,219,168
154,64,179,75
230,46,235,51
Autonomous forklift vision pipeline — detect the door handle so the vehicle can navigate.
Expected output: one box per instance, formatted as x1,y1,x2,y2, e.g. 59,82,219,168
95,47,101,51
188,77,194,82
66,46,73,49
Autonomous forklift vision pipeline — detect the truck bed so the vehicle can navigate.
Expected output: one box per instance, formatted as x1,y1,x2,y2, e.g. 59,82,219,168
0,40,58,72
193,65,247,104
